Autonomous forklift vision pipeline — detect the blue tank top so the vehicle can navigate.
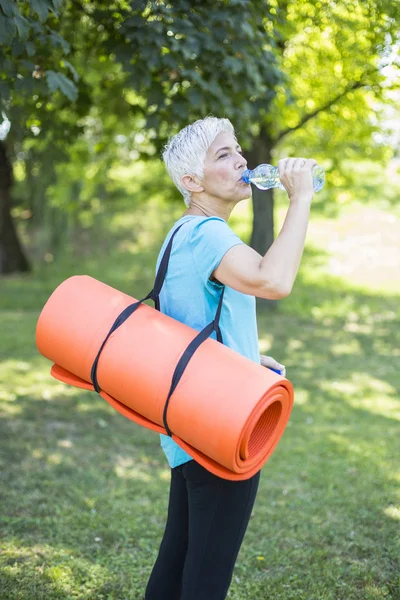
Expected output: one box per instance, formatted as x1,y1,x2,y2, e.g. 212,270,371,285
155,215,260,468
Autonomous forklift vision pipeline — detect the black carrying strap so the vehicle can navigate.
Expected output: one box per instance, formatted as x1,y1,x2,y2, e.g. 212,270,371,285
162,281,224,437
90,220,225,436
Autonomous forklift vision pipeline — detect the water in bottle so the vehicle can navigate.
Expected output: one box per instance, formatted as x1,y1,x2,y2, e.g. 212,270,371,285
241,163,325,192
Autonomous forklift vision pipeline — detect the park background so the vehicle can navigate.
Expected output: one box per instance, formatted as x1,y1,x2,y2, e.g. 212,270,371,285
1,1,400,599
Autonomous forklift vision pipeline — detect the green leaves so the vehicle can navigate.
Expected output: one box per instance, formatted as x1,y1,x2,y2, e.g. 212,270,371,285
222,56,243,76
51,0,63,11
47,28,70,53
0,0,16,17
0,1,78,112
30,0,53,22
114,0,283,143
46,70,78,101
61,59,78,82
0,14,16,45
13,13,30,40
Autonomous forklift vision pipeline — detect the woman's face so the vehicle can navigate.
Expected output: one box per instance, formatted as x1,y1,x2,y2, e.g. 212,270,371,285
201,131,251,201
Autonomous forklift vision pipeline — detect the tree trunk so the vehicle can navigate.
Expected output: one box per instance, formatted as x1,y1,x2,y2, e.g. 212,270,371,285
0,140,30,274
247,132,277,311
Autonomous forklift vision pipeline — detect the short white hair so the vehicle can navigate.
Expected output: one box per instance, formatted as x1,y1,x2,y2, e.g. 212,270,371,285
162,116,236,207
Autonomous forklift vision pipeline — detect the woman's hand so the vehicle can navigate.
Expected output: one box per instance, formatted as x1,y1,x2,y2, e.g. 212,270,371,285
260,354,286,377
277,157,318,204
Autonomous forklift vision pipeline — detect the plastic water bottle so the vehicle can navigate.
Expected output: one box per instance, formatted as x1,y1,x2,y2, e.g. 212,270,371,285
241,163,325,192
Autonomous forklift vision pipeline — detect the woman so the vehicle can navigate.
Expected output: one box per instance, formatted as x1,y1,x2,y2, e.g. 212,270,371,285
145,116,317,600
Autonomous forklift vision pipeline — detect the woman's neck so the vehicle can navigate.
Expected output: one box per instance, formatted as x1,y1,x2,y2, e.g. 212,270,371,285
182,207,210,218
181,200,231,221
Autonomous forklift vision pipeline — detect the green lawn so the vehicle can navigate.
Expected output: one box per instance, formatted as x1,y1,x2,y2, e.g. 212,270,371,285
1,192,400,599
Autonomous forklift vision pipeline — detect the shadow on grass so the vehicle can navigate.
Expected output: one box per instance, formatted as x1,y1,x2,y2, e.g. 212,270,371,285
1,368,399,598
0,389,170,599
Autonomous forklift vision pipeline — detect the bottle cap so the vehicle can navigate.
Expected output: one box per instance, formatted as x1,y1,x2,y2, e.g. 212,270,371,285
241,169,251,183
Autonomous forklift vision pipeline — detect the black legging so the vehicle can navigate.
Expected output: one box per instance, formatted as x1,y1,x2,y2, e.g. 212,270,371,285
144,459,261,600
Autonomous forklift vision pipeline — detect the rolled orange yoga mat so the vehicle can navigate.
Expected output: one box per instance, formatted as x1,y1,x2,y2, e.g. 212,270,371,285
36,275,294,481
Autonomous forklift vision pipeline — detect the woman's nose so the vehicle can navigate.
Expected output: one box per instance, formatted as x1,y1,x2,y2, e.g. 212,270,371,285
237,155,247,169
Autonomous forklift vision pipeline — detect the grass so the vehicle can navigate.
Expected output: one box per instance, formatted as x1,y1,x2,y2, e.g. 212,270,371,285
1,170,400,599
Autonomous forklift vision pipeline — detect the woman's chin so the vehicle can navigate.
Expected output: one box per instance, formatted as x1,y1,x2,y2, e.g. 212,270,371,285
239,186,252,200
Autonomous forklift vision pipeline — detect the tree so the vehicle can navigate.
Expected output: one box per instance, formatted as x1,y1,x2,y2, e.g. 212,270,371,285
99,0,400,254
0,138,30,272
108,0,282,138
247,0,400,267
0,0,142,271
1,0,283,273
0,0,78,272
105,0,284,243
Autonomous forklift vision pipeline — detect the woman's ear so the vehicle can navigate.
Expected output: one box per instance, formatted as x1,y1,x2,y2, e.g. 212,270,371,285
181,174,204,194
